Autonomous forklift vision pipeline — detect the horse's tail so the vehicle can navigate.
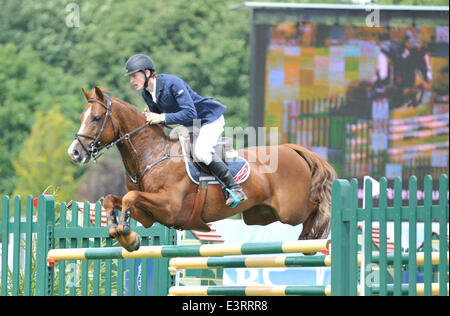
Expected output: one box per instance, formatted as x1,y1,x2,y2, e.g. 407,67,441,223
283,144,337,240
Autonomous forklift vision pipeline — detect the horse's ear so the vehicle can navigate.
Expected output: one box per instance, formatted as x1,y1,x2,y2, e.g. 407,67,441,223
81,88,90,100
94,86,105,101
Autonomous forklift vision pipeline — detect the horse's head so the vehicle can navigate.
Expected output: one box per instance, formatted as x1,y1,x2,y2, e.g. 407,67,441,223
68,86,118,164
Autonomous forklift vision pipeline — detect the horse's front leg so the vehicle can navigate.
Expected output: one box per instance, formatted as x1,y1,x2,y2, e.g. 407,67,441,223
103,193,145,252
116,190,175,252
102,194,123,238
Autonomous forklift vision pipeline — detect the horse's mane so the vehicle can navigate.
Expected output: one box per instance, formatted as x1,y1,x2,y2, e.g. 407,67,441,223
86,85,166,136
110,91,167,136
88,86,140,116
112,96,144,117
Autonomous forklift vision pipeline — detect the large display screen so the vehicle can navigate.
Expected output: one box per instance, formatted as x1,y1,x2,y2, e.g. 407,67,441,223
264,22,449,181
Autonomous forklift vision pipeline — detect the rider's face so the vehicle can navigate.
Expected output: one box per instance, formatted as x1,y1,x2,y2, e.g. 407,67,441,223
129,72,146,90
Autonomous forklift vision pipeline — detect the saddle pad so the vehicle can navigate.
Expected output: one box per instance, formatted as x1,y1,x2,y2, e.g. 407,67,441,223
186,157,250,185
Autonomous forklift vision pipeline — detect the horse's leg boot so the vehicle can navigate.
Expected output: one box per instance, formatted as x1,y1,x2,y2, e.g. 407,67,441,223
118,208,132,235
108,209,119,238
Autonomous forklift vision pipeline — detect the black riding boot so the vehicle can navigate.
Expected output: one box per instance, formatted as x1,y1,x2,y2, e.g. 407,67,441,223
207,154,248,208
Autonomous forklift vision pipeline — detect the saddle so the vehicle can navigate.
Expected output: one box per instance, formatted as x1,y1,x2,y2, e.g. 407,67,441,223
169,126,250,232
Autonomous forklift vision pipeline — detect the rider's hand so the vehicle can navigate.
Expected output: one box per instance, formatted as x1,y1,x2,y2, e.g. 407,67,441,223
145,112,165,124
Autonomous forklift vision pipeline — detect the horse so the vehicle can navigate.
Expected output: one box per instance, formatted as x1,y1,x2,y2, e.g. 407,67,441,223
68,86,337,251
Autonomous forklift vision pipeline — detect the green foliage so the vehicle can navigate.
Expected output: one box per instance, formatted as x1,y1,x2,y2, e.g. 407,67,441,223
12,108,78,203
0,43,85,195
68,0,252,111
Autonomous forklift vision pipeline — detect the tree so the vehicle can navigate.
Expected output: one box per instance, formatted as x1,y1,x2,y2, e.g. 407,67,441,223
0,43,85,195
68,0,252,125
12,108,79,203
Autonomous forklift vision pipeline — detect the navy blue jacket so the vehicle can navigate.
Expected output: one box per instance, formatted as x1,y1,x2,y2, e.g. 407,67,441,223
141,74,226,127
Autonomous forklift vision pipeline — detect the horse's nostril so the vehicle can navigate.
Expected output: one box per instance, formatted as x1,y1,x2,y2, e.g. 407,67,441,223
73,149,80,158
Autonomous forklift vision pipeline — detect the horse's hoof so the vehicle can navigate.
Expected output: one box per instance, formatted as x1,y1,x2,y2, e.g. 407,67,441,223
108,226,118,238
117,223,131,236
124,234,141,252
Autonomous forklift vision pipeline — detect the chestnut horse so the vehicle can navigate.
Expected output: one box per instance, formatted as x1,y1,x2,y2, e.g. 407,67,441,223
68,87,337,251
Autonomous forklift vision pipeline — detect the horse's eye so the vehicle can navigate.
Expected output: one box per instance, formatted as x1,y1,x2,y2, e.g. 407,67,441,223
92,115,102,122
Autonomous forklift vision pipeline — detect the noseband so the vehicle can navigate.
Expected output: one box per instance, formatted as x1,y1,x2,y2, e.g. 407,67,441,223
75,94,119,161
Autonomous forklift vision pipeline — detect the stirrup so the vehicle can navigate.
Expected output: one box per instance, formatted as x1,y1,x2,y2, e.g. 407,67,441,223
225,188,246,208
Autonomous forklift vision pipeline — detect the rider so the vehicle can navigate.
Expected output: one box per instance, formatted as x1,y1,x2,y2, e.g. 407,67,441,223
124,54,247,208
375,30,432,107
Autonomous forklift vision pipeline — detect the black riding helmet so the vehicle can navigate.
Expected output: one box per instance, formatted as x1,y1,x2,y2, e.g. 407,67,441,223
124,54,156,89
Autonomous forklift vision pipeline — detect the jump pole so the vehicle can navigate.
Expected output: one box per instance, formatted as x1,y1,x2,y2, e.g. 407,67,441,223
168,285,332,296
47,239,330,262
169,255,331,270
168,252,447,270
168,283,447,296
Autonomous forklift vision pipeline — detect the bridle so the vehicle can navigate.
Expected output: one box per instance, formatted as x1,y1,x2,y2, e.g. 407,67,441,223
74,94,184,190
75,94,118,162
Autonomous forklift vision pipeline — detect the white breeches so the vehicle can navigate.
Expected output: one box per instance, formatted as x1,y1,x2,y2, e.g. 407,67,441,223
193,115,225,165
